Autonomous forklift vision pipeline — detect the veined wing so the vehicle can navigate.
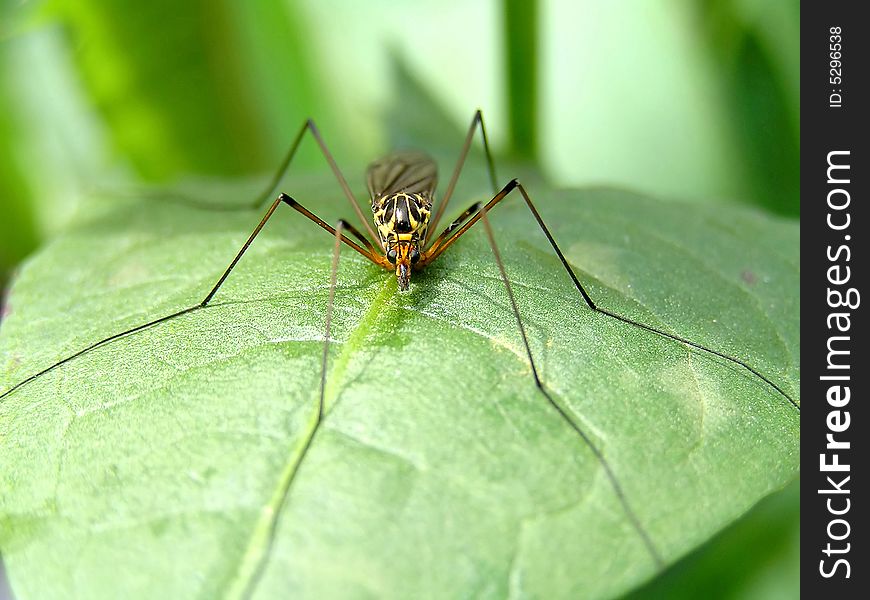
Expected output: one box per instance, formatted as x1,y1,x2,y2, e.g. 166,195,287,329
366,151,437,199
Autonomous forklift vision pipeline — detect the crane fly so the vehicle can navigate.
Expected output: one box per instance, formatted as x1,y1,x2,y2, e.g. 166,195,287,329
0,110,799,572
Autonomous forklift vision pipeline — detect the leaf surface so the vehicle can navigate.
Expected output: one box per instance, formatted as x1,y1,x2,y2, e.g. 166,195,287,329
0,176,799,599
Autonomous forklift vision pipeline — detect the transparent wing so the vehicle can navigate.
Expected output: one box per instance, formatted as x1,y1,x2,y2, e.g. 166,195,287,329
366,151,438,199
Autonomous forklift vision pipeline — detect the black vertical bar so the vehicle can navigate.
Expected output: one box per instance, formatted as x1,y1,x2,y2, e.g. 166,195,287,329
803,2,868,597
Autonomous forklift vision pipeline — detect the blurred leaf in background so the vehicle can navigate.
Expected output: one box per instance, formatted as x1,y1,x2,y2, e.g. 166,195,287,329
695,0,800,215
0,0,335,292
625,477,800,600
0,0,800,283
1,8,111,289
540,0,799,215
0,86,39,287
47,0,331,179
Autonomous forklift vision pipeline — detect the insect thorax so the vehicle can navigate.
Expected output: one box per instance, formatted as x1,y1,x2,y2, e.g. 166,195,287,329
372,191,432,248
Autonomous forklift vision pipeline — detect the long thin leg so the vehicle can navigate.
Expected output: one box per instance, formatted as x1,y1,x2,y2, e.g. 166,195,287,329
421,180,517,265
201,194,385,307
508,183,800,409
252,119,380,246
422,179,799,410
427,110,499,243
327,218,380,260
281,196,385,266
478,206,664,568
0,194,385,401
320,222,343,410
419,201,483,261
241,221,344,597
0,306,201,400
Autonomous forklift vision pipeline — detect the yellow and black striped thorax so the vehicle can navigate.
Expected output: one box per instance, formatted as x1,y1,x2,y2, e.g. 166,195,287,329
366,150,438,254
371,191,432,248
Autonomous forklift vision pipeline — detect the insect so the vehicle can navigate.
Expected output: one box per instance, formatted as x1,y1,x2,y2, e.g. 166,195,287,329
0,110,798,574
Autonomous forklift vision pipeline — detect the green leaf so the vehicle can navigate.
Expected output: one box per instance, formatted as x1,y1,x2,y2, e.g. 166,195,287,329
0,176,798,599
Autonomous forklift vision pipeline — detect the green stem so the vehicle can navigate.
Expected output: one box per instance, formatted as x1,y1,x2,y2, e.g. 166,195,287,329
503,0,538,161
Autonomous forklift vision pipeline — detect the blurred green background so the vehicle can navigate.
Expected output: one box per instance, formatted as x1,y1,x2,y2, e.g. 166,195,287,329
0,0,799,597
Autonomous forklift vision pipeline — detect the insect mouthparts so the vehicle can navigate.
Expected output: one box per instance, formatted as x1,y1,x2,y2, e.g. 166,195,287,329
397,262,411,291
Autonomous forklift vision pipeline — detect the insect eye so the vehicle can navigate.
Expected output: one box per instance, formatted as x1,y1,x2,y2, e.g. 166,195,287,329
410,249,420,264
387,249,397,262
